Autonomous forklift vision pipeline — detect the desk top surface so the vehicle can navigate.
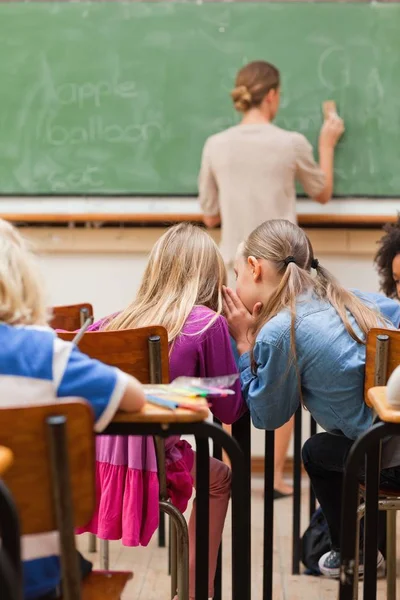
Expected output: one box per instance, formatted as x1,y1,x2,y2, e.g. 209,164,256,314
367,387,400,424
112,401,209,424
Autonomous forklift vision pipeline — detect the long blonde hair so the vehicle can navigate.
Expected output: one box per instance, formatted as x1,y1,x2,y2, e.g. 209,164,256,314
105,223,226,342
243,220,385,360
0,219,48,326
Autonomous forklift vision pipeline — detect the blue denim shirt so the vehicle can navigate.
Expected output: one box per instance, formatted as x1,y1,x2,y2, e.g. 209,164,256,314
239,291,400,440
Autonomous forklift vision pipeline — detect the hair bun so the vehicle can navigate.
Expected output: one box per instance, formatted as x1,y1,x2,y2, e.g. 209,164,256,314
231,85,252,112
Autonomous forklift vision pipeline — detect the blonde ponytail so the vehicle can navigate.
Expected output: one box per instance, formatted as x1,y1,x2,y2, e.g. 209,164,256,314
243,220,386,367
312,261,383,344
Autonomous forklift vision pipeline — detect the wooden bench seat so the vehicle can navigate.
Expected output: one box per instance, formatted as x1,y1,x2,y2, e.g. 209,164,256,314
79,571,133,600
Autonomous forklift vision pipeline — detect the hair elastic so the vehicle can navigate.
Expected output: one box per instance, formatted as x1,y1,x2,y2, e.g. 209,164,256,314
311,258,319,270
284,256,296,266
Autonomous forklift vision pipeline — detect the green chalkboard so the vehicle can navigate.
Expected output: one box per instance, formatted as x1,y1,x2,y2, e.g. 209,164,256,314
0,2,399,196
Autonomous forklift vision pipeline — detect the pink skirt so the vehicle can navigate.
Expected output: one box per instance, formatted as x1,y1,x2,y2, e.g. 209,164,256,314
78,440,194,546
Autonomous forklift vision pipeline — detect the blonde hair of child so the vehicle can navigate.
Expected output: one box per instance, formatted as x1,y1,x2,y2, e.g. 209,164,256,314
105,223,227,343
0,219,48,326
243,219,386,359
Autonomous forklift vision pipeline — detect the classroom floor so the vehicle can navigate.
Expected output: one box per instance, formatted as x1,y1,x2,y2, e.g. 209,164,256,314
77,477,400,599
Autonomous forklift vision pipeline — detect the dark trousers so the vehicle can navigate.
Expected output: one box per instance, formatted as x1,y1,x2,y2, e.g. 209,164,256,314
302,432,400,552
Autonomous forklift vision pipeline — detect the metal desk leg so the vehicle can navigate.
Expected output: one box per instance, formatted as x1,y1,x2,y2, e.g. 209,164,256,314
232,412,251,508
206,422,250,600
159,511,166,548
292,407,302,575
195,437,210,600
264,430,275,600
309,416,317,521
232,412,251,597
362,444,381,600
212,417,223,600
386,509,397,600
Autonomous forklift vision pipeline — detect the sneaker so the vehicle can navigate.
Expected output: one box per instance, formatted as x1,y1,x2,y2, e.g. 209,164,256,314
318,549,385,578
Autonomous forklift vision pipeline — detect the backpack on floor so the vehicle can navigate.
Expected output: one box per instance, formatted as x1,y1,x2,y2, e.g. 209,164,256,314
301,507,331,575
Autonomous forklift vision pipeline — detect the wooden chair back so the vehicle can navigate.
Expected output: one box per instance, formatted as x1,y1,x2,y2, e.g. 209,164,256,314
0,402,95,535
0,447,21,600
50,303,93,331
58,326,170,507
0,447,13,476
58,326,170,384
365,328,400,396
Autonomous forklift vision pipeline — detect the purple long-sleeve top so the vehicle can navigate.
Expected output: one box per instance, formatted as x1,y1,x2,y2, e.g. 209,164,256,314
88,305,246,424
169,306,246,423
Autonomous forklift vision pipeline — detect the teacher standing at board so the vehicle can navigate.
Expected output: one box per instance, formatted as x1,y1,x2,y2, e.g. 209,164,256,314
199,60,344,268
199,60,344,498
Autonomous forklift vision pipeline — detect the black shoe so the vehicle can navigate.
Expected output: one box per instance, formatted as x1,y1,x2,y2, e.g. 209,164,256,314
273,489,293,500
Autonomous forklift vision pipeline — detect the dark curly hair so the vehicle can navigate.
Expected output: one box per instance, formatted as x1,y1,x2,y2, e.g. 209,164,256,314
374,215,400,298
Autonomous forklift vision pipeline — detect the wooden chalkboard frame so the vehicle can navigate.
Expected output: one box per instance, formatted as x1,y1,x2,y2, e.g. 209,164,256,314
0,211,396,227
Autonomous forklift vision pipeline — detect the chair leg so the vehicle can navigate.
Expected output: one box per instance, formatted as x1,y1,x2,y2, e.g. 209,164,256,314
386,510,397,600
176,520,190,600
47,416,82,600
87,533,97,553
100,539,109,570
353,498,363,600
168,517,172,575
154,435,168,556
159,510,166,548
160,500,189,600
170,519,178,598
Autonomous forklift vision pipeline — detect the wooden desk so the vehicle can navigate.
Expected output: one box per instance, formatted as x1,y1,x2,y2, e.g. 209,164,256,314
367,386,400,423
112,401,209,424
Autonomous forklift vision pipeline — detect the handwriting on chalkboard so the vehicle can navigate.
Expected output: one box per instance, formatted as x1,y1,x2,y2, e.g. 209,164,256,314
317,43,385,103
39,71,163,146
55,80,138,108
45,117,162,146
48,165,104,191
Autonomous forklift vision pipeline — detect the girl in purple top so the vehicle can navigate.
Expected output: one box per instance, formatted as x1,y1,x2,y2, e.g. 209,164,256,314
79,223,246,600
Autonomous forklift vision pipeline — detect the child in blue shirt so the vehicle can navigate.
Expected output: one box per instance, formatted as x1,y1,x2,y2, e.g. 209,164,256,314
223,219,400,578
0,219,145,599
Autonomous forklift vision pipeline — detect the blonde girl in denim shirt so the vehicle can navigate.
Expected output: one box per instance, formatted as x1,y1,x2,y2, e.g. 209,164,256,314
223,219,400,578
